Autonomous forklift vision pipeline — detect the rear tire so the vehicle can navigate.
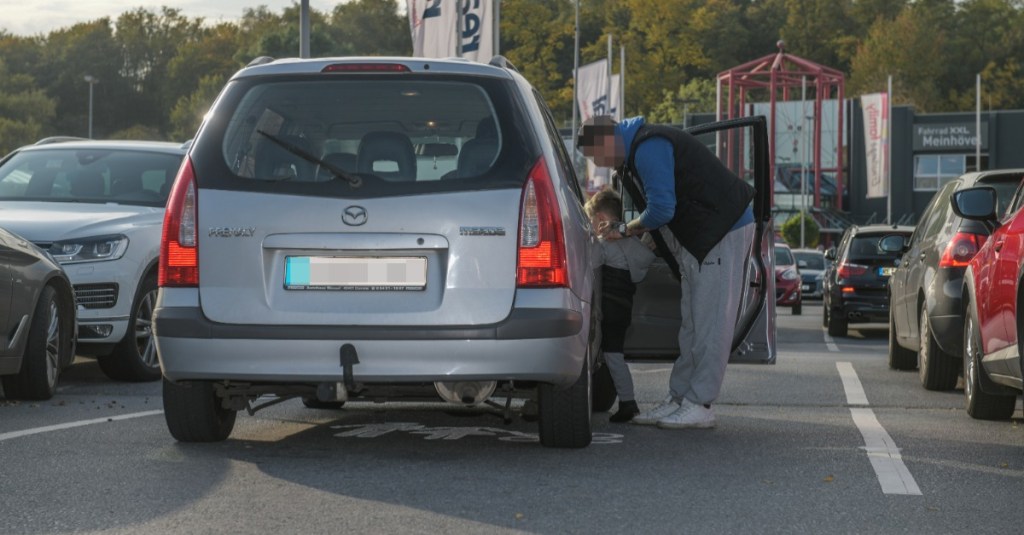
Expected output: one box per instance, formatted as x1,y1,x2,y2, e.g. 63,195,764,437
99,274,161,382
963,305,1016,420
918,302,959,390
163,378,237,442
827,306,848,337
1,286,71,400
888,307,916,370
538,355,592,448
591,361,617,413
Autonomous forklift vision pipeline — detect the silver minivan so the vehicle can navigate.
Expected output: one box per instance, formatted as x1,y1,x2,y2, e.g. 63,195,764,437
153,56,775,448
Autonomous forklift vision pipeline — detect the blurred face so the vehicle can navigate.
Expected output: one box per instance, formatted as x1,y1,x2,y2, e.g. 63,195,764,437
581,132,624,168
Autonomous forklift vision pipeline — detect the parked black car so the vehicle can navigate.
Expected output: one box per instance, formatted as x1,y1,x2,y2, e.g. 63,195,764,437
885,170,1024,390
823,224,914,337
0,226,76,400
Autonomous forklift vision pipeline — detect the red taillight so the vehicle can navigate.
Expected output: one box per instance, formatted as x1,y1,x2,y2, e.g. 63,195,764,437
517,158,568,287
321,63,410,73
837,262,868,280
159,157,198,287
939,232,986,268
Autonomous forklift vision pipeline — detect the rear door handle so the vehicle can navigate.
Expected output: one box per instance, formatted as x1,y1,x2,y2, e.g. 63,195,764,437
994,239,1005,252
918,252,926,260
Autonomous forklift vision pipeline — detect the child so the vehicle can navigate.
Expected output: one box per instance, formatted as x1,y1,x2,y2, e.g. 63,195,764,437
585,187,656,422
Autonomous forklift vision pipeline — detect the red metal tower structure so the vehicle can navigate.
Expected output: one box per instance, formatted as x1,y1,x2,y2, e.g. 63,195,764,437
717,41,845,210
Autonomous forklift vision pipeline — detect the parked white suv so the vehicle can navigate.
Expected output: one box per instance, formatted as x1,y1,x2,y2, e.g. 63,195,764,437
153,56,776,448
0,140,187,381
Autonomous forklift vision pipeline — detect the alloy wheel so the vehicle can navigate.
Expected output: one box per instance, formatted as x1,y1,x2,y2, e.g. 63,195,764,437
134,288,158,368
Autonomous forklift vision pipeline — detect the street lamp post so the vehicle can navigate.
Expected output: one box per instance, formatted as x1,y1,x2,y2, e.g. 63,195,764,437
84,75,98,138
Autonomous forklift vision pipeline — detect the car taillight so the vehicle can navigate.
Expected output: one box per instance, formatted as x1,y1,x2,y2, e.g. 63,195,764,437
837,262,868,280
517,158,568,287
939,232,986,268
159,157,198,287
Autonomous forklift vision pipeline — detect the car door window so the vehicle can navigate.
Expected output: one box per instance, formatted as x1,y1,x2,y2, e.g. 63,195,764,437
532,90,584,204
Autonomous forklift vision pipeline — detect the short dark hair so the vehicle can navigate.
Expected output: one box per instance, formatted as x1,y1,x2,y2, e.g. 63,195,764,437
576,115,618,148
584,186,623,219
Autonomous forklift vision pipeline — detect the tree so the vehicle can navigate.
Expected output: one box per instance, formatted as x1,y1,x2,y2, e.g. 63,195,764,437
502,0,576,123
781,212,820,248
329,0,410,56
648,78,716,124
0,58,56,154
169,74,228,141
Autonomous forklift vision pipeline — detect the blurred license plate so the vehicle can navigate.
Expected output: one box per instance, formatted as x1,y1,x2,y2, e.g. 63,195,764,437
285,256,426,291
879,267,895,276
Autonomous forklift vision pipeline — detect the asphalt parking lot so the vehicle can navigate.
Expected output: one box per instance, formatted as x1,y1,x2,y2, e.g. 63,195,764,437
1,301,1021,534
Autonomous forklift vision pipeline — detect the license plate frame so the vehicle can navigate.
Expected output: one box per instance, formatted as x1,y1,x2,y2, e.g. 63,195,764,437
285,256,427,291
879,266,895,277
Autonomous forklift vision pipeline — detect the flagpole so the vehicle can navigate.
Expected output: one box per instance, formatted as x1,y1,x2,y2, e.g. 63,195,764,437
620,45,625,121
887,75,892,225
571,0,579,148
455,0,463,57
976,73,981,170
607,34,613,117
800,75,807,249
494,0,501,56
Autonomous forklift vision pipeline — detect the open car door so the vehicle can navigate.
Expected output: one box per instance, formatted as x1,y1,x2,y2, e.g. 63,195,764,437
621,116,776,364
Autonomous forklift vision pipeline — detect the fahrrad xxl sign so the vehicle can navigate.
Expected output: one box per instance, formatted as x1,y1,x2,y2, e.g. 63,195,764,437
913,122,988,151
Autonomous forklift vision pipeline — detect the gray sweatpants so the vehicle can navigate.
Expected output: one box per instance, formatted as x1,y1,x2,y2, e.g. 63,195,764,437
662,223,755,405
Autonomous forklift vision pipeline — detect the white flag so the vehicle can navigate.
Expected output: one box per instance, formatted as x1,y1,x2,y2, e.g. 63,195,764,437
458,0,495,62
610,74,621,121
861,92,889,199
576,60,610,122
408,0,458,58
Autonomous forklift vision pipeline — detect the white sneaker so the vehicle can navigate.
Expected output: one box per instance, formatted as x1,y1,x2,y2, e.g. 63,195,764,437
657,399,716,429
632,397,681,425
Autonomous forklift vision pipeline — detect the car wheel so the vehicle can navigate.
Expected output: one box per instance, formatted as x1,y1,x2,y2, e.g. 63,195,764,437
538,353,592,448
1,286,71,400
591,361,617,413
963,308,1016,420
826,306,847,337
793,302,802,315
162,378,237,442
301,397,346,409
99,274,161,382
888,307,916,370
918,302,959,390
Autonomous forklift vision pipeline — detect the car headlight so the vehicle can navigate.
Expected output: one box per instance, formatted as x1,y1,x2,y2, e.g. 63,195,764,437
49,235,129,264
782,268,799,280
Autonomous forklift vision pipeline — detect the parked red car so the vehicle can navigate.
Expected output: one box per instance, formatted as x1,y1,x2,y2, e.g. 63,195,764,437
950,185,1024,419
775,243,802,315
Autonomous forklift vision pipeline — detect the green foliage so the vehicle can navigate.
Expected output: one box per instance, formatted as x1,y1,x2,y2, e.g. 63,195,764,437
781,213,820,248
2,0,1024,148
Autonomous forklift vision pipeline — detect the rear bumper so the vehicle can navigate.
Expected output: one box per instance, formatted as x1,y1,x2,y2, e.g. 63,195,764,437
834,295,889,323
153,305,586,387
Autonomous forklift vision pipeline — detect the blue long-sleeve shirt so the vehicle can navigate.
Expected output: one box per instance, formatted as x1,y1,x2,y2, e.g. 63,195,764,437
617,116,753,231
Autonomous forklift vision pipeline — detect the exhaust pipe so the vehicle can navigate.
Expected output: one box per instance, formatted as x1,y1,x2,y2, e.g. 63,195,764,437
434,381,497,406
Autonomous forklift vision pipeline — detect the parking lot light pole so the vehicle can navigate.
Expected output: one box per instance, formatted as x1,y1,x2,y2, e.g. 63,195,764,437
84,75,98,138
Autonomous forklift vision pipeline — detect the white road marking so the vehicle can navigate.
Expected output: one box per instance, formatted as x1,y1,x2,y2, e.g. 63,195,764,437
836,362,922,496
850,408,923,495
824,332,839,352
0,410,163,442
836,362,869,405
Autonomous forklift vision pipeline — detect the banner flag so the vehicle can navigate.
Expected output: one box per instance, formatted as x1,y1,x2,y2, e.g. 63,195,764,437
576,59,610,122
408,1,495,62
408,0,458,59
610,74,621,120
861,92,889,199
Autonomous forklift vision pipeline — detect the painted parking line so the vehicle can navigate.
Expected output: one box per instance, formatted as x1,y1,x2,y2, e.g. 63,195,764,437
0,410,163,442
836,362,922,496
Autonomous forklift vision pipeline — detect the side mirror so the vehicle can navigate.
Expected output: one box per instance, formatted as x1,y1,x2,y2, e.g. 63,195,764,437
824,247,836,261
878,234,907,253
952,186,998,220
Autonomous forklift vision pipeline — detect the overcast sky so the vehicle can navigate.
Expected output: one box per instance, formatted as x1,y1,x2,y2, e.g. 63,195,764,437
0,1,402,36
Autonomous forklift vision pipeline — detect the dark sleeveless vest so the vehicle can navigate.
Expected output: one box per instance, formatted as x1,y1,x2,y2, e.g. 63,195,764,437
623,124,755,263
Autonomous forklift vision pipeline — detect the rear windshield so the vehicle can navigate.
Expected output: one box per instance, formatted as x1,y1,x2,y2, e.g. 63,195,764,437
194,74,540,198
0,148,183,207
848,232,909,261
793,251,825,270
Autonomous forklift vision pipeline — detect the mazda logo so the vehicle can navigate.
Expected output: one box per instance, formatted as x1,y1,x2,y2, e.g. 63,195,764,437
342,206,367,226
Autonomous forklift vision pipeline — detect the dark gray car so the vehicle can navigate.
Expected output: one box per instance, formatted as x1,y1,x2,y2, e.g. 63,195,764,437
0,226,76,400
886,169,1024,390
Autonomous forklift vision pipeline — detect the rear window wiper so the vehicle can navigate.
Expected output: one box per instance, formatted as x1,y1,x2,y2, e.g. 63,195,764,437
255,130,362,188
